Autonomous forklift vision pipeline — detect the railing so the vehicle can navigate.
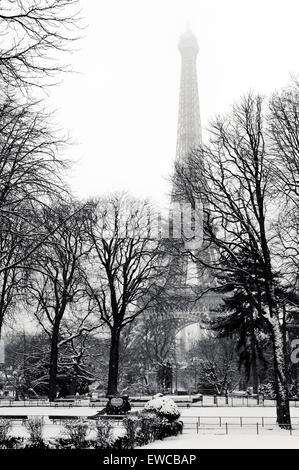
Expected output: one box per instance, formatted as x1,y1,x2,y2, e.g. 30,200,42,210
1,412,297,437
0,396,299,408
194,422,295,436
181,415,296,435
129,395,299,407
0,399,106,407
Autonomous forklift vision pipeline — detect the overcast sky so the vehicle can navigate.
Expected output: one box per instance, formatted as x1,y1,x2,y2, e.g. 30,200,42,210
49,0,299,210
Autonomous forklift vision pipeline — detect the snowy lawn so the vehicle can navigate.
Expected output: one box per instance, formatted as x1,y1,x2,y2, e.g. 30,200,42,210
139,433,299,449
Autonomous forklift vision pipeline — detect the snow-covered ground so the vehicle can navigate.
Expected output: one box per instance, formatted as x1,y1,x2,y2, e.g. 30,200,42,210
140,433,299,449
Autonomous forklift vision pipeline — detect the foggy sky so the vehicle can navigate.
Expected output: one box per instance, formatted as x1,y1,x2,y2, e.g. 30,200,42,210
49,0,299,210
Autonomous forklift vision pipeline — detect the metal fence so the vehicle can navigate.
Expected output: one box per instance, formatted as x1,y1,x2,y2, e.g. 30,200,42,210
181,415,296,435
1,396,299,408
0,399,106,408
194,423,295,436
2,413,298,438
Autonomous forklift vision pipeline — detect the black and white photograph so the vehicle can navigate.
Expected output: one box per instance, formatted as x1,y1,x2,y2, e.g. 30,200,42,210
0,0,299,464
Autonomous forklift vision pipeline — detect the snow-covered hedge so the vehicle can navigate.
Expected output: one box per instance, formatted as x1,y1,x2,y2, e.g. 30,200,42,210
122,411,183,448
0,411,183,449
143,394,180,421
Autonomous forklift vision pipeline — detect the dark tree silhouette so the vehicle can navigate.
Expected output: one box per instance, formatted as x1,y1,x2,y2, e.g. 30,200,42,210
0,98,70,336
85,194,172,396
27,202,97,401
0,0,81,93
174,94,292,427
212,250,270,394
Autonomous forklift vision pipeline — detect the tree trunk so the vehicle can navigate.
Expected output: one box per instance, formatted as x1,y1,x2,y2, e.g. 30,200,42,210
107,326,121,396
254,168,291,426
249,311,259,395
48,325,59,401
271,318,291,428
69,378,76,396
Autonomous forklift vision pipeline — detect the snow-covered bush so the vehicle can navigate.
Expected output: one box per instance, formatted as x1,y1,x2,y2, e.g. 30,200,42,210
159,417,183,438
94,418,114,449
62,419,89,448
259,380,298,399
137,412,161,445
0,419,11,441
25,417,45,448
143,395,180,421
122,414,141,448
122,412,161,448
121,409,182,448
259,382,276,399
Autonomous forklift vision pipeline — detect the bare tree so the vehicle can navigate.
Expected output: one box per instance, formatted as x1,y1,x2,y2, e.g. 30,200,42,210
187,335,241,395
118,314,177,393
26,201,97,401
175,94,291,427
137,315,176,375
4,331,50,397
269,83,299,292
0,0,81,94
85,194,171,396
4,330,102,397
0,218,26,337
54,332,99,395
269,82,299,208
0,97,73,336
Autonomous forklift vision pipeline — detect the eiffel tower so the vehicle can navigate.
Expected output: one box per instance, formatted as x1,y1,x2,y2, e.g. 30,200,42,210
166,27,221,392
140,28,220,393
171,26,203,288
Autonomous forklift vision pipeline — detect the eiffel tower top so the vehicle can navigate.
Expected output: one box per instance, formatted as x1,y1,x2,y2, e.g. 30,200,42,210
175,27,202,164
178,27,199,54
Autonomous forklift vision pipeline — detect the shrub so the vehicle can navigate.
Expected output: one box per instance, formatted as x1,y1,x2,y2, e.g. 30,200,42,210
50,438,94,449
143,395,180,421
0,437,24,449
122,412,161,447
122,409,183,448
94,418,114,449
25,417,46,448
135,412,161,445
158,418,183,439
0,403,183,449
62,419,89,449
0,419,11,441
122,414,140,448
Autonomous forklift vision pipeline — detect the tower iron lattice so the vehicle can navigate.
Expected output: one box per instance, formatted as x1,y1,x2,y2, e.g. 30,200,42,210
166,28,220,378
175,27,202,163
142,28,221,393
